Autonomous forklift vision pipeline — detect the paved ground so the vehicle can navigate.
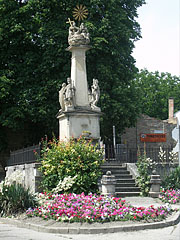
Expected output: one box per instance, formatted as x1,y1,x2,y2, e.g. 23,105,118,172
0,221,179,240
124,196,180,209
0,197,180,240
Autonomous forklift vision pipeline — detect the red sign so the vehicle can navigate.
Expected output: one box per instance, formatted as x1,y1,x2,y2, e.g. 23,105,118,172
140,133,166,142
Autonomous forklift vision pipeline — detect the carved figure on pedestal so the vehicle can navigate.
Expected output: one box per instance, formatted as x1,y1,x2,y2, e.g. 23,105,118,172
59,83,66,111
80,23,90,44
64,77,76,110
68,22,79,39
90,78,100,111
68,22,90,46
57,16,102,141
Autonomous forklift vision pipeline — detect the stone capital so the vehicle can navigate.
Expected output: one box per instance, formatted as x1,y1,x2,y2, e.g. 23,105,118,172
66,45,91,52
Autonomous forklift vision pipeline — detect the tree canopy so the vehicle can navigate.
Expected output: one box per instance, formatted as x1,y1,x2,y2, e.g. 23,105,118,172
0,0,145,155
134,69,180,120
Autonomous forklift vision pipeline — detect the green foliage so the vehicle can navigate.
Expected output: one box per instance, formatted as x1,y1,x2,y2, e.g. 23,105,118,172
161,167,180,190
39,137,104,194
0,0,145,149
0,183,37,217
136,148,155,196
135,69,180,120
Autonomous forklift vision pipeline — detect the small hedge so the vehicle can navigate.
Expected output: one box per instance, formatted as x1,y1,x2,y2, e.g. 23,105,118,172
0,183,37,217
161,166,180,190
39,137,104,194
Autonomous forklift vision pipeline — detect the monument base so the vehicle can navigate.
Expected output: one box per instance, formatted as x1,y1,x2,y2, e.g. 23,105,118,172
57,109,102,141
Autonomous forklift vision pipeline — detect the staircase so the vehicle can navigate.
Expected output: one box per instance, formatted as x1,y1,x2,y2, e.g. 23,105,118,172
101,163,140,197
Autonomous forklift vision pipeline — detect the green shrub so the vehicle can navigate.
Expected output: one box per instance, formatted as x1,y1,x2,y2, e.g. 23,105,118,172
0,183,37,217
136,148,155,196
39,137,104,194
161,166,180,190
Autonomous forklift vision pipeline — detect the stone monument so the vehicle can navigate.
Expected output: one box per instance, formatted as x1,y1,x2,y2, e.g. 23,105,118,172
57,21,102,141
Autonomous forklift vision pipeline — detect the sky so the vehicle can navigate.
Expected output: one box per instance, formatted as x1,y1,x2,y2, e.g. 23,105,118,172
132,0,180,76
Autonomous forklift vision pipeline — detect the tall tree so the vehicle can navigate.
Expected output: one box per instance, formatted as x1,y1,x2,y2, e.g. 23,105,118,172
0,0,145,161
134,69,180,120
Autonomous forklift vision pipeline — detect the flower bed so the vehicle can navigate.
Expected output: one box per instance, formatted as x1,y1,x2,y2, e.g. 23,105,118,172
26,193,176,223
159,189,180,204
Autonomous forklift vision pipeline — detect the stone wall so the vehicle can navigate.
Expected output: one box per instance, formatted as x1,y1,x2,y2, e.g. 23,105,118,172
0,125,43,176
5,163,43,193
121,114,176,148
155,163,179,180
126,163,178,183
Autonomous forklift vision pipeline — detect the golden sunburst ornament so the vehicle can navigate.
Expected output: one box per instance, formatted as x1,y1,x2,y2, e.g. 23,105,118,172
73,4,88,22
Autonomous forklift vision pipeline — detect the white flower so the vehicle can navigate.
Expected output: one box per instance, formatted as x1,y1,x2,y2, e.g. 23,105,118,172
0,180,5,193
169,151,178,165
158,147,166,164
3,170,24,187
52,175,77,193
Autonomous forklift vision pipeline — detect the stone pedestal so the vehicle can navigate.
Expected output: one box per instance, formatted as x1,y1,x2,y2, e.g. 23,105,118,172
101,171,116,196
149,173,161,198
57,109,101,140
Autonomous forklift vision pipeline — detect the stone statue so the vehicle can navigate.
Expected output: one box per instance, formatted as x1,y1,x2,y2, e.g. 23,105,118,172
64,77,76,109
80,23,90,43
59,83,66,111
90,78,100,111
68,22,79,39
68,22,90,46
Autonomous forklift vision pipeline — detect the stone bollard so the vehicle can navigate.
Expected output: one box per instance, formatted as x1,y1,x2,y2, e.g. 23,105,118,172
149,170,161,198
101,171,116,196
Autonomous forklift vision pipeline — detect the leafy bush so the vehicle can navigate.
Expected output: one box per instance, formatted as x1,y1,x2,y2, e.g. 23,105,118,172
39,137,104,194
136,148,155,196
0,183,37,217
161,166,180,190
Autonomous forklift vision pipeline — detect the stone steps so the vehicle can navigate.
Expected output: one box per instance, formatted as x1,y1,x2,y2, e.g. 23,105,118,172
101,163,140,197
116,183,138,187
103,170,130,174
116,192,140,197
114,174,133,179
116,179,135,184
116,187,141,192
